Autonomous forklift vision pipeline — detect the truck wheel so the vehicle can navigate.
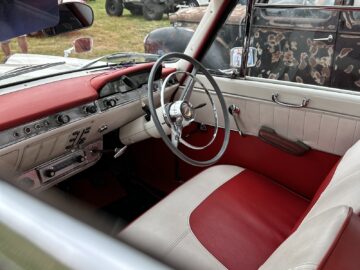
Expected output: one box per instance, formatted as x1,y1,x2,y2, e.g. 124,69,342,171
128,7,143,15
143,0,165,20
187,0,199,7
105,0,124,16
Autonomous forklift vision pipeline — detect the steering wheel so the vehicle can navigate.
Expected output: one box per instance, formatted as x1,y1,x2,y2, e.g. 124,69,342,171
147,52,230,167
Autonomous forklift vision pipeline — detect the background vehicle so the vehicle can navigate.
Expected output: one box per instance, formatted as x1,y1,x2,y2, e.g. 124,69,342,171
184,0,209,7
145,5,246,67
147,1,360,91
105,0,204,20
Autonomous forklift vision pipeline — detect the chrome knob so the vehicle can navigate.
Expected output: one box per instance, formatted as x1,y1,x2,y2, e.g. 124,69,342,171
56,114,70,125
44,168,55,178
83,104,97,114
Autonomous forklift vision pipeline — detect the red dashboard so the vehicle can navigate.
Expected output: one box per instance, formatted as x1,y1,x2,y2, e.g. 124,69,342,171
0,63,176,131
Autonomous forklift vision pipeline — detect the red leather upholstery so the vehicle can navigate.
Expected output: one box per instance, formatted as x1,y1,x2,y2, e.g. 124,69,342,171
321,212,360,270
292,161,340,231
90,63,176,89
190,170,309,270
127,129,339,198
180,126,340,199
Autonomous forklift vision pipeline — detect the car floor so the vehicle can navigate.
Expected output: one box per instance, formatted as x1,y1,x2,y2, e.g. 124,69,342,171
52,130,188,231
54,153,166,227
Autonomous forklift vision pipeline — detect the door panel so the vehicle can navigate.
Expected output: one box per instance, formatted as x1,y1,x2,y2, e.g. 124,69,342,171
189,75,360,156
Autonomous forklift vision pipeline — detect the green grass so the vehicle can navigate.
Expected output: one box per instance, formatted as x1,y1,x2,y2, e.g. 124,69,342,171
0,0,170,60
0,223,69,270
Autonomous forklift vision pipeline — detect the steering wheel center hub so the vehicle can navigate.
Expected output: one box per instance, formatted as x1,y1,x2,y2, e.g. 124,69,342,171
169,101,194,121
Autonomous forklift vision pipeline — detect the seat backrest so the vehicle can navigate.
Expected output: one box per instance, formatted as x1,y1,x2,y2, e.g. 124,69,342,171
301,139,360,223
260,206,360,270
261,140,360,269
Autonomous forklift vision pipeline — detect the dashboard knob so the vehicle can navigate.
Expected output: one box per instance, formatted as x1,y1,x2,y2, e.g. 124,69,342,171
104,99,116,108
44,168,56,178
34,123,41,130
56,114,70,125
23,127,32,134
84,105,97,114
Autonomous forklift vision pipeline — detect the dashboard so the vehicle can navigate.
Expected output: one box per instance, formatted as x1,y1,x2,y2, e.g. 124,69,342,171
0,64,177,191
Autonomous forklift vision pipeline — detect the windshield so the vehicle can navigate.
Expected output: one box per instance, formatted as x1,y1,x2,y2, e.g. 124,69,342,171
0,1,170,87
0,0,247,89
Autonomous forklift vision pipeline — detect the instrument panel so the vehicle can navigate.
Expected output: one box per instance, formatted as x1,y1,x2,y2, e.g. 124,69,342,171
0,71,165,150
99,72,151,97
0,67,177,191
0,101,98,150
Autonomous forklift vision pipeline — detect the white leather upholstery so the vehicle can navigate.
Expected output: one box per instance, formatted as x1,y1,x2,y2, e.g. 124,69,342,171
260,206,352,270
301,139,360,223
119,165,244,269
261,139,360,269
191,90,360,156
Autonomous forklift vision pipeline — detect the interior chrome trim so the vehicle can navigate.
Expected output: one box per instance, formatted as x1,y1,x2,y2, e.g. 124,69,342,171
17,140,102,191
229,104,245,137
0,101,99,150
272,93,310,108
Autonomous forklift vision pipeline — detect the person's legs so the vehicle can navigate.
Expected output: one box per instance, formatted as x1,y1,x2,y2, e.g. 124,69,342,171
17,36,28,53
1,40,11,57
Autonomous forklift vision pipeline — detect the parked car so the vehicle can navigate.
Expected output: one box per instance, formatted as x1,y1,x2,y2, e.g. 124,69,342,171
105,0,200,20
184,0,209,7
145,5,246,69
2,0,360,269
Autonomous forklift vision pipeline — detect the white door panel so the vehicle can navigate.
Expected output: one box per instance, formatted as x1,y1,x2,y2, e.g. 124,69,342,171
189,76,360,156
196,75,360,117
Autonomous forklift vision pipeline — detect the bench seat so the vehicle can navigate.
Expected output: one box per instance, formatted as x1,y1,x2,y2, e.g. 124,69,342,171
120,140,360,269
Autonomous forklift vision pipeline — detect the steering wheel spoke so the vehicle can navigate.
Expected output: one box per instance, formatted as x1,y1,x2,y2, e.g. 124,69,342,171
171,124,183,148
180,65,198,102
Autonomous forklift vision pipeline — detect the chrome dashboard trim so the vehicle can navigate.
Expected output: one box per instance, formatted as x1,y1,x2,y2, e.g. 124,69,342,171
0,101,100,150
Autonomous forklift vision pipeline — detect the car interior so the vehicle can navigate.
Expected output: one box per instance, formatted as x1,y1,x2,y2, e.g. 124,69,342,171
1,0,360,269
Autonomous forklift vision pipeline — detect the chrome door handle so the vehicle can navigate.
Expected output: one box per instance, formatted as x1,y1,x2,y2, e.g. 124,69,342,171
313,34,333,42
272,93,310,108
